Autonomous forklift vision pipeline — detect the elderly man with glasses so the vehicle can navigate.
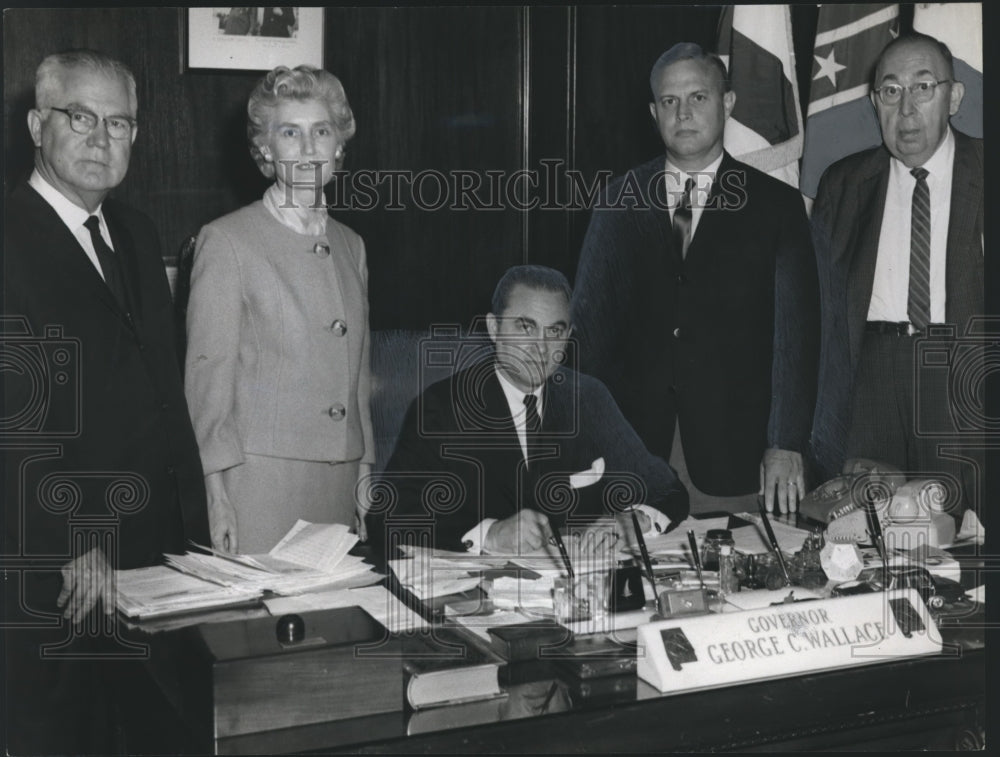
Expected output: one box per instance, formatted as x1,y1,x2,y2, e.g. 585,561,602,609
3,49,209,753
809,33,984,525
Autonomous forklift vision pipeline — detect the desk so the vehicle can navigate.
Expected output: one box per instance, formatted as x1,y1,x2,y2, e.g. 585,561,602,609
125,539,987,753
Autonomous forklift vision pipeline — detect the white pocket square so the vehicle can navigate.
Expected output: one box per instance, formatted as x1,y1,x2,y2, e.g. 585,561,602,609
569,457,605,489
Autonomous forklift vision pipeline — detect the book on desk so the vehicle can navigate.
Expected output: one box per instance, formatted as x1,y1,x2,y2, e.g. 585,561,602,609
402,630,506,710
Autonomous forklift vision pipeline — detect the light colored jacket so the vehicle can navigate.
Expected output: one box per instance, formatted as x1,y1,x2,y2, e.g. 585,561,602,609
185,201,374,475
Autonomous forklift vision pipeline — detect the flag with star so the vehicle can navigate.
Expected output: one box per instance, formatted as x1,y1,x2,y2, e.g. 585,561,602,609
717,4,803,188
913,2,982,138
800,3,900,199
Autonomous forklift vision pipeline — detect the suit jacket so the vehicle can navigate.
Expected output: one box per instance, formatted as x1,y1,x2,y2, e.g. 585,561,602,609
369,362,689,555
809,131,985,478
3,183,209,611
183,201,374,475
572,153,819,496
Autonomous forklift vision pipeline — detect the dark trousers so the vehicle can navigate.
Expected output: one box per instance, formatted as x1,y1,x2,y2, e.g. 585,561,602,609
846,330,985,522
3,577,189,756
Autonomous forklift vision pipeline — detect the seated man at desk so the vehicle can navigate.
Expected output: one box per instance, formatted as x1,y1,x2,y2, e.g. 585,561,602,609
369,265,688,558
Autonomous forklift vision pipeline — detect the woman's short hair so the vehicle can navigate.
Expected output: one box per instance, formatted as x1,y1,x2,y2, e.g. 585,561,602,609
247,65,356,179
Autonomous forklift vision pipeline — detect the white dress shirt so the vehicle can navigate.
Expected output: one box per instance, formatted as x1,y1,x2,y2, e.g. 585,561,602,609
663,151,724,240
29,169,113,279
461,366,669,554
868,129,955,326
494,365,544,464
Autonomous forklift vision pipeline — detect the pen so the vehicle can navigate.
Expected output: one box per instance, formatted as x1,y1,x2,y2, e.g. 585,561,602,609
631,508,656,585
548,519,574,580
540,679,560,713
862,485,889,585
757,496,792,587
686,530,705,590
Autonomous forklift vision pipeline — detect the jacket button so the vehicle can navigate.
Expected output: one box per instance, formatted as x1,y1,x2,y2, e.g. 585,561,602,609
327,403,346,420
166,466,176,475
160,402,169,411
330,319,347,336
676,274,686,285
673,328,681,339
313,243,330,257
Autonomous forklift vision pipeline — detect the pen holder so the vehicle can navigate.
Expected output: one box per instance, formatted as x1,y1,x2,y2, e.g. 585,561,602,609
553,572,611,623
610,565,646,613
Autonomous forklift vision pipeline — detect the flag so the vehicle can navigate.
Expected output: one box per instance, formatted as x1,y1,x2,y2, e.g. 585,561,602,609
913,2,982,138
717,5,803,188
800,4,900,199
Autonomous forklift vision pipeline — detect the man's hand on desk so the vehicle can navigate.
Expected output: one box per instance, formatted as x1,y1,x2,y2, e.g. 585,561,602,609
760,448,805,514
484,509,552,553
57,546,114,624
206,471,239,553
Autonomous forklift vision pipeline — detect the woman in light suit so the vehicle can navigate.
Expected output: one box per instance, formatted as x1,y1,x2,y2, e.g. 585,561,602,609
185,66,373,553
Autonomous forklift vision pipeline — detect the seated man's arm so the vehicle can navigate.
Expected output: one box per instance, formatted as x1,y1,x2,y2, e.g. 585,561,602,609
369,391,481,557
583,375,689,524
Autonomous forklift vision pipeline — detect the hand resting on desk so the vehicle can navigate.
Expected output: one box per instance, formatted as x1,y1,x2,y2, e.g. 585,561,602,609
57,546,114,624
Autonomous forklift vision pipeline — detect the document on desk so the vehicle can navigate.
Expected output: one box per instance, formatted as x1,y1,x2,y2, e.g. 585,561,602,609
264,585,429,633
731,513,813,554
637,516,730,557
389,557,484,600
116,565,262,619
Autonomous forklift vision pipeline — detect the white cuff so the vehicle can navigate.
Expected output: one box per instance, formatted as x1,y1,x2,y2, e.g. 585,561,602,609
635,504,671,536
461,518,498,554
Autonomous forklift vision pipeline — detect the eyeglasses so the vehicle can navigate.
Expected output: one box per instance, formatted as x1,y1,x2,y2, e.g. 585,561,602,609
48,107,136,140
873,79,952,106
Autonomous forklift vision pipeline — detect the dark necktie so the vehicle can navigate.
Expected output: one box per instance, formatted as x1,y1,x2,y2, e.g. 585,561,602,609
523,393,541,432
84,215,127,310
523,393,540,467
907,167,931,331
672,177,694,259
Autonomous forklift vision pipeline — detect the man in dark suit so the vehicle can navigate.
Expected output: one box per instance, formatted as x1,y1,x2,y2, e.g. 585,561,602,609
810,33,984,519
370,265,688,559
572,43,819,515
3,49,209,753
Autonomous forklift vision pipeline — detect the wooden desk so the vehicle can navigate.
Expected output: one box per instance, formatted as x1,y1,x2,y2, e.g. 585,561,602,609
125,527,988,754
126,599,985,754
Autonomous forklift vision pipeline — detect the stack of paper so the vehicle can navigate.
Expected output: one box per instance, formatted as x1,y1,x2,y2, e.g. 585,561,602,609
169,519,381,595
115,565,262,619
116,520,381,619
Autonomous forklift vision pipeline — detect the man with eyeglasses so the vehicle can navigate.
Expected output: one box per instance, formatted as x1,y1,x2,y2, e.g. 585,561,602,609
3,50,209,753
810,33,983,523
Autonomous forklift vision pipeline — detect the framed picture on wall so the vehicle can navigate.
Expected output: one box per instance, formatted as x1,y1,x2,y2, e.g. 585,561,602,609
184,7,323,71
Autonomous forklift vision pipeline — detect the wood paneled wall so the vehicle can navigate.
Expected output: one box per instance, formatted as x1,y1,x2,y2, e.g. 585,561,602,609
4,6,837,331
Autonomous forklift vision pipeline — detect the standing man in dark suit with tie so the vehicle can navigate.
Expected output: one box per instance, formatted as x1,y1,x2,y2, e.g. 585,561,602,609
810,33,984,519
572,43,819,515
370,265,688,560
3,49,209,753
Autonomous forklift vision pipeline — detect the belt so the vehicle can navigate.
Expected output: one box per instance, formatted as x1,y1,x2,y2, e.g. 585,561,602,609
865,320,921,336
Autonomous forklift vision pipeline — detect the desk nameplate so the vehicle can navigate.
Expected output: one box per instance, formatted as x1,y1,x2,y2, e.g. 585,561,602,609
637,589,942,693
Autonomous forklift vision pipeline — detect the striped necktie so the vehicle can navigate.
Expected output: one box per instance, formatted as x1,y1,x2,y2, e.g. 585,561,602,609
907,167,931,331
673,177,694,259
